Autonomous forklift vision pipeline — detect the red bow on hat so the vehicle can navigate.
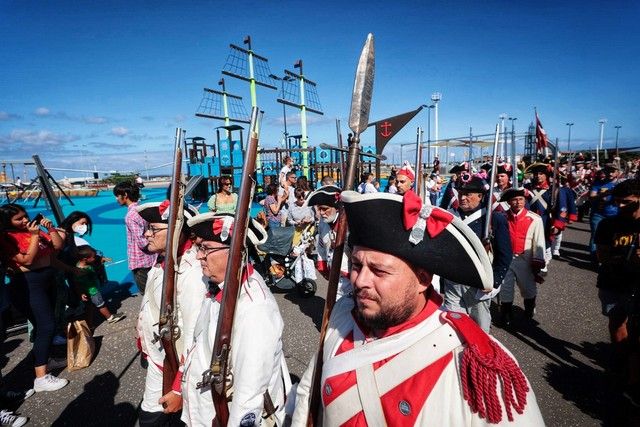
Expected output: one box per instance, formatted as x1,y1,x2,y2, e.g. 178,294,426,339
158,200,171,220
212,217,234,237
402,190,453,238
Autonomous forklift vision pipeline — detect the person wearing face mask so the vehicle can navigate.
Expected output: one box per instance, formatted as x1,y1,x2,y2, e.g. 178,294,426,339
306,185,352,299
595,178,640,406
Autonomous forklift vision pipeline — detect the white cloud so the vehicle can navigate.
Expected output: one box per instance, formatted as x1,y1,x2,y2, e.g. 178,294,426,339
0,111,22,121
110,126,129,137
84,116,108,124
0,129,81,153
34,107,50,116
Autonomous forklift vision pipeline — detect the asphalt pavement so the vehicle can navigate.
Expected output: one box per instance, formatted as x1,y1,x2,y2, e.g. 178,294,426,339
2,219,639,426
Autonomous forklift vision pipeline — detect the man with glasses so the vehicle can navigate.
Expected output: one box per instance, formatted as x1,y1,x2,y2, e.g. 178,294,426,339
180,212,289,426
135,201,206,426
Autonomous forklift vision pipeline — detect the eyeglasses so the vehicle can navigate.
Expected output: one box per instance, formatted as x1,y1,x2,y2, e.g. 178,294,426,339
196,244,230,257
146,225,168,235
221,182,231,186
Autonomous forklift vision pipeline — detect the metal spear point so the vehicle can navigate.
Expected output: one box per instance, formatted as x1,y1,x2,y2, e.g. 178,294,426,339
349,33,375,137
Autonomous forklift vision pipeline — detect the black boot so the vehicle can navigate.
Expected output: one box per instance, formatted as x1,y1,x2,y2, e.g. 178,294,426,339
499,302,513,328
524,297,536,319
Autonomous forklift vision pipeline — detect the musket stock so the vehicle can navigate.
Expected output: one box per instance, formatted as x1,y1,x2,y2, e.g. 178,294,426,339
208,107,260,426
159,128,185,394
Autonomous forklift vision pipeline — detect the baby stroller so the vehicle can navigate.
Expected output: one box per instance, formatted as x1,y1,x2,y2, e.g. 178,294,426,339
257,224,317,297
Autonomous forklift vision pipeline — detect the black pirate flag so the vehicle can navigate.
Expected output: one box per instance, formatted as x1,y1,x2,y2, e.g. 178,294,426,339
370,106,423,155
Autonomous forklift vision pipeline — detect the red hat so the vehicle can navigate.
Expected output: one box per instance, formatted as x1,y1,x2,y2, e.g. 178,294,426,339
397,163,415,181
342,191,493,290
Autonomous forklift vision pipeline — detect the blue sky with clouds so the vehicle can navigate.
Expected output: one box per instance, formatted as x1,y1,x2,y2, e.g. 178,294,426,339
1,0,638,178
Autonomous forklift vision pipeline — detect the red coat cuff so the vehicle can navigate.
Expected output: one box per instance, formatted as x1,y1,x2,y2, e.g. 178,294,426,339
568,213,578,222
552,218,567,231
171,368,183,394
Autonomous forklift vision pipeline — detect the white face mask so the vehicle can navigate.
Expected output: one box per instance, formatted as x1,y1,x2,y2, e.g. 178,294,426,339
73,224,88,236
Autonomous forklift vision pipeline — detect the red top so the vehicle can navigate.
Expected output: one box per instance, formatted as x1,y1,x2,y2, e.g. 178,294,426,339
0,230,53,270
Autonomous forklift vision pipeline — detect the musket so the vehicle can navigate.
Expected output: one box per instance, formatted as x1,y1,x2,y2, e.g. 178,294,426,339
307,33,375,426
551,137,560,210
483,124,500,243
206,107,260,426
158,128,185,394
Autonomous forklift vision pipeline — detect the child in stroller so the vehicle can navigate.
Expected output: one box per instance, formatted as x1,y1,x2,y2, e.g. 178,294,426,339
257,223,317,297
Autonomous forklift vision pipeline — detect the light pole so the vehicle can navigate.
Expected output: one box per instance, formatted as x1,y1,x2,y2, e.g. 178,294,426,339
508,117,517,162
614,125,621,157
424,104,435,166
597,118,606,167
566,122,574,160
431,92,441,160
498,113,507,161
269,74,294,149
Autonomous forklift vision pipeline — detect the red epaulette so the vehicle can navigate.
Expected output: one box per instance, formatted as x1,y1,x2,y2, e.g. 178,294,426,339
443,311,529,423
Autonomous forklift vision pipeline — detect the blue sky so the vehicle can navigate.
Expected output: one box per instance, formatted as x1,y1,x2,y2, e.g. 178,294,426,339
1,0,638,179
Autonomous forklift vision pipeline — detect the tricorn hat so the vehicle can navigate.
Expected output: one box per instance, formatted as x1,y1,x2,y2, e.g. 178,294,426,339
499,188,526,202
341,191,493,290
525,162,552,176
137,200,199,225
449,161,470,174
496,162,513,175
187,212,267,246
458,174,490,193
306,185,342,207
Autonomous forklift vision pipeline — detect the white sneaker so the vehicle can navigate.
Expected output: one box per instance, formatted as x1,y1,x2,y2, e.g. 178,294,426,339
33,374,69,392
0,409,28,427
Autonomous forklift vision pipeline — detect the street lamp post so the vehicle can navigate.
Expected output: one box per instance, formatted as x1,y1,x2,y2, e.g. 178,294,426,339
508,117,518,161
614,125,621,158
565,122,574,160
425,104,434,166
597,119,606,167
431,92,441,161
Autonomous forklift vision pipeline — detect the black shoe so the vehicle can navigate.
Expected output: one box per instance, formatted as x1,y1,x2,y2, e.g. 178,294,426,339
498,303,513,328
524,298,536,320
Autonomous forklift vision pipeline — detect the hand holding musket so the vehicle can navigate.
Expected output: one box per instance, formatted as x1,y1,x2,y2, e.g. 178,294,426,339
207,107,260,426
307,33,375,426
159,128,186,395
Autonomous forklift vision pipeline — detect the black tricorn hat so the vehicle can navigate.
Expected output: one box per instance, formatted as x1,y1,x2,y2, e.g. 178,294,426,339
187,212,267,246
341,191,493,290
137,200,199,225
458,175,490,193
448,162,470,174
306,185,342,207
499,188,526,202
526,162,552,176
496,162,513,175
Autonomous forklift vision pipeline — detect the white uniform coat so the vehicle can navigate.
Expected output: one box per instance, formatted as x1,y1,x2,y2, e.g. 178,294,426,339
181,269,289,427
292,297,544,426
136,247,207,413
316,216,352,298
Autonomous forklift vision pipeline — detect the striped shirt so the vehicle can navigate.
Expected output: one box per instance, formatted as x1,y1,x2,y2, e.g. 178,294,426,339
125,202,156,270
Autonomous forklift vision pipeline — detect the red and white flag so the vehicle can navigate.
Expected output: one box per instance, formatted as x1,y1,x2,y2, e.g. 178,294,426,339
535,111,549,151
